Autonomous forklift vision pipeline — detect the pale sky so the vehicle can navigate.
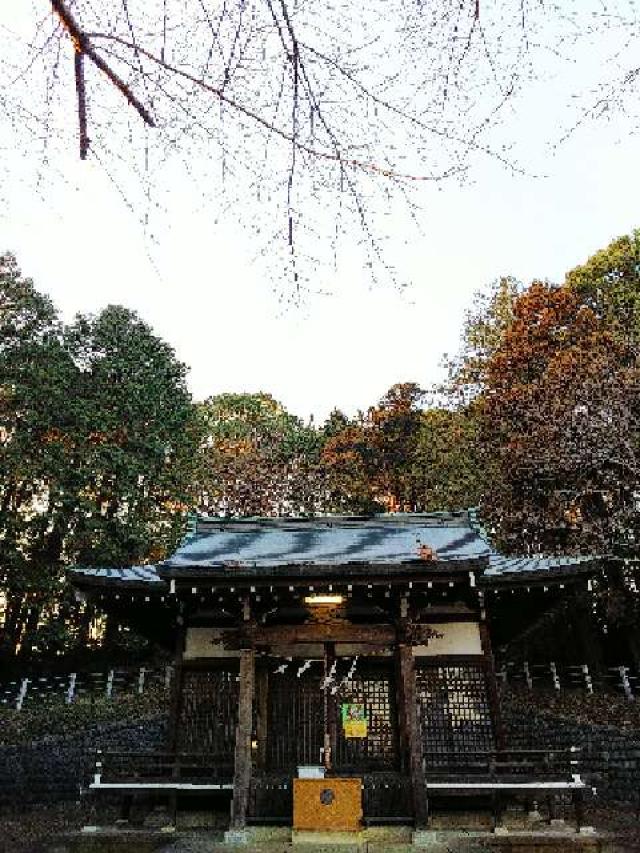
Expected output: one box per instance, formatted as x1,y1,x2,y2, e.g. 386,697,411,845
2,4,639,423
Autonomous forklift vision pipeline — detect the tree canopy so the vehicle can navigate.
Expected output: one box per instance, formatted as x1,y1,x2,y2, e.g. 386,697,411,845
0,254,198,662
194,392,324,516
441,232,640,560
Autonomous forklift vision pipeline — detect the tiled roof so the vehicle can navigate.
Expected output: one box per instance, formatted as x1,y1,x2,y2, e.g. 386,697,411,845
72,564,163,586
70,510,601,587
162,512,491,571
485,552,596,579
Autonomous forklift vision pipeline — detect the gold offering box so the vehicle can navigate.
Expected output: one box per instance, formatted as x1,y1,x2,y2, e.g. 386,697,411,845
293,777,363,832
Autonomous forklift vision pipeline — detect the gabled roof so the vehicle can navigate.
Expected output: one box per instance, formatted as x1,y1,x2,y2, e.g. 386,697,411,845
161,511,490,572
70,510,602,588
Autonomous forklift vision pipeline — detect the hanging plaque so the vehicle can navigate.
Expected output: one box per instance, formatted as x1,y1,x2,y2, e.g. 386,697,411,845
341,703,368,738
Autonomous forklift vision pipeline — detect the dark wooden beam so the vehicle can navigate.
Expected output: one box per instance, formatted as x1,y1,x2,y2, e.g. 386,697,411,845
231,648,255,829
229,621,440,647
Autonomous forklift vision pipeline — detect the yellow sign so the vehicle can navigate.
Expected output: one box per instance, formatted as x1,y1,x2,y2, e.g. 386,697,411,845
341,703,368,738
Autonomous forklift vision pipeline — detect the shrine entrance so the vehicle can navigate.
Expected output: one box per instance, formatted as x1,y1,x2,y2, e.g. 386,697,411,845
264,656,399,774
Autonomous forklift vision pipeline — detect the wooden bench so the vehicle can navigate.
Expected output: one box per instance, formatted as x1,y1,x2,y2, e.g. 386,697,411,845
88,750,234,824
423,748,588,831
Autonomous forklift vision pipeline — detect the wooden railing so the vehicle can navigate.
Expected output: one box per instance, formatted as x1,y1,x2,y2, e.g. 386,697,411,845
90,749,234,788
422,748,587,830
423,747,583,781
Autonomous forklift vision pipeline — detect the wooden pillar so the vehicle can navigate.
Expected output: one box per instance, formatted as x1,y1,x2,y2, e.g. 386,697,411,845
255,663,268,770
231,648,255,829
396,642,429,829
325,642,337,771
167,621,186,751
479,621,506,750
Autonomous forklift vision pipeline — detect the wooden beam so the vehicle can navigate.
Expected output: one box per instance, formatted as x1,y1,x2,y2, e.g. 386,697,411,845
396,643,429,829
242,622,396,645
229,621,440,647
231,648,255,829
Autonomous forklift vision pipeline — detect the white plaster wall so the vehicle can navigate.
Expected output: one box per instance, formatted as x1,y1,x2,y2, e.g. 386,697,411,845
183,626,240,659
412,621,482,657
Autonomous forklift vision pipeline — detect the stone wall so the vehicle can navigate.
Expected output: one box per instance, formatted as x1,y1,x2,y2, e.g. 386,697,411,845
500,692,640,805
0,716,167,807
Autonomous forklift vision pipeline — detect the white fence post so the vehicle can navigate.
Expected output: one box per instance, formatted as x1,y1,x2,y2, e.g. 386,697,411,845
105,669,114,699
137,666,146,695
550,662,560,692
15,678,29,711
582,664,593,695
619,666,634,700
66,672,77,705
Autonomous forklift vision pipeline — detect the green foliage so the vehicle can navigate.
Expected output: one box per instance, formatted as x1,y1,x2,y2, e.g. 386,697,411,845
414,407,486,511
446,275,523,401
195,392,324,515
0,253,198,664
566,229,640,345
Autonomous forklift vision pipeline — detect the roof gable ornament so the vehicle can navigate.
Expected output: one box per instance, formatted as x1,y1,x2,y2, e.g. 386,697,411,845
417,542,437,561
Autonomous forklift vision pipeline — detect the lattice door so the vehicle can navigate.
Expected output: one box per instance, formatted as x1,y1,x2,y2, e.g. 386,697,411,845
177,666,239,761
267,663,325,770
334,660,399,772
415,663,494,767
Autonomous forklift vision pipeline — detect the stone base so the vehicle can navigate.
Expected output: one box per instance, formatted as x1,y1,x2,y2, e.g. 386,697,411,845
224,828,251,845
292,829,363,847
412,828,608,851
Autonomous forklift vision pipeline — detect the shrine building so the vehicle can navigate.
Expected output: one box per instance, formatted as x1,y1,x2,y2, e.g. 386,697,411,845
71,510,601,840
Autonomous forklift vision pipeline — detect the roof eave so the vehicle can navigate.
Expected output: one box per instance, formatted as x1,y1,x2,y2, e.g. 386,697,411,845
157,555,489,582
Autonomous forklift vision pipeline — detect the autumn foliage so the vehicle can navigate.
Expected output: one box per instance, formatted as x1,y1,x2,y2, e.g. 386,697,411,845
473,277,640,556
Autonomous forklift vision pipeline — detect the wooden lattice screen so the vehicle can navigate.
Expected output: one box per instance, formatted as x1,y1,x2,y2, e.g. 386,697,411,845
415,662,494,767
267,664,325,770
335,660,399,772
177,665,239,760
